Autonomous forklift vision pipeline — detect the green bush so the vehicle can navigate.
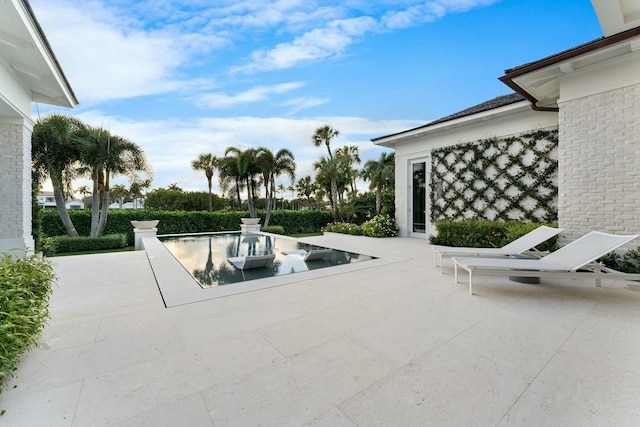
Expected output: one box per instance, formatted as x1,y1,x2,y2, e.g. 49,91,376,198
52,234,127,254
362,215,399,238
429,220,559,252
261,225,285,235
323,222,363,235
0,251,55,394
600,246,640,273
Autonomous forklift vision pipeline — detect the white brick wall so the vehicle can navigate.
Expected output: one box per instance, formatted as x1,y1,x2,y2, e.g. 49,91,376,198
558,83,640,239
0,119,34,252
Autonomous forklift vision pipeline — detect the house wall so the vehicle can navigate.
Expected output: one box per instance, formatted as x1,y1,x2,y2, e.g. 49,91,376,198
0,118,35,253
558,52,640,239
391,104,558,237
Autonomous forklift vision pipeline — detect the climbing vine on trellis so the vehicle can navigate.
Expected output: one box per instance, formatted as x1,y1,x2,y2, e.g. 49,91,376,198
430,128,558,223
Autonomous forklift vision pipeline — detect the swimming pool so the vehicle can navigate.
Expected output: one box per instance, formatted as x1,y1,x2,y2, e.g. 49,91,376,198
159,232,375,288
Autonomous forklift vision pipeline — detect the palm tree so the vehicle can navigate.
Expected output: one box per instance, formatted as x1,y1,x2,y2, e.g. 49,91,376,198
335,145,361,199
311,125,341,218
218,155,244,210
191,153,218,212
224,147,260,218
109,184,129,208
296,175,316,208
32,114,86,237
314,157,341,217
129,178,152,208
256,147,296,227
361,152,395,215
277,183,286,209
75,127,151,236
312,125,339,159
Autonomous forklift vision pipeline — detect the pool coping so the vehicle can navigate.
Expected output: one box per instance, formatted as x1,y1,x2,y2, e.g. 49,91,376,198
142,232,407,308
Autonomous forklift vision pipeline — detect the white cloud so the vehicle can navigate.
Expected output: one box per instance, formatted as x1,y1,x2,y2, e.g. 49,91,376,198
194,82,304,108
230,16,378,73
280,97,331,115
382,0,499,29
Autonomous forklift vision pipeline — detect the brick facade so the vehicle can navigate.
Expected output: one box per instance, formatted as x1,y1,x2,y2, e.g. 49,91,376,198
0,119,34,252
558,83,640,239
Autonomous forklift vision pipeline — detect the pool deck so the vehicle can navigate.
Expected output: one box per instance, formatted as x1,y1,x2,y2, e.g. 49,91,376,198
3,233,640,426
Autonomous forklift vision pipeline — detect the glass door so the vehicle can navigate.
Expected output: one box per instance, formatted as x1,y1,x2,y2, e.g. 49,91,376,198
409,159,429,238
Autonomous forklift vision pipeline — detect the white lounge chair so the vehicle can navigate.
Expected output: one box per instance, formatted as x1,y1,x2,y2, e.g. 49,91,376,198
452,231,640,294
228,254,275,270
432,225,563,272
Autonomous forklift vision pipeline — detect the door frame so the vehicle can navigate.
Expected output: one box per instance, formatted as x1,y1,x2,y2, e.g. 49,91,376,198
408,157,431,238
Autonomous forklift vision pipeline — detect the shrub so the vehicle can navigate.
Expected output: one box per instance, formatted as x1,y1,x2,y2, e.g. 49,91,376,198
600,246,640,273
362,215,399,238
261,225,285,235
52,234,127,254
429,220,559,252
323,222,362,235
0,251,55,394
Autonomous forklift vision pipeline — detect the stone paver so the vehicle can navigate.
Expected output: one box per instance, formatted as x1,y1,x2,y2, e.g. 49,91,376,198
2,234,640,426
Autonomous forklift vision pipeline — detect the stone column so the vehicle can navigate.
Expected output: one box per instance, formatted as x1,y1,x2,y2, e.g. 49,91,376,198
0,118,34,255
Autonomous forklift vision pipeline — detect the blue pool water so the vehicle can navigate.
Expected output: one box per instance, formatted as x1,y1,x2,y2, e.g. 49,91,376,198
159,232,375,288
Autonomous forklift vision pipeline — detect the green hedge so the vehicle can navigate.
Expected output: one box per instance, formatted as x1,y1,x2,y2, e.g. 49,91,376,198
50,234,127,254
0,251,55,395
41,209,333,243
430,220,559,252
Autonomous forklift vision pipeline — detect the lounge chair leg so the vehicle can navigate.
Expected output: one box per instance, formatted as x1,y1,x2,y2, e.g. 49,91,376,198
454,263,458,283
440,254,444,274
433,251,437,267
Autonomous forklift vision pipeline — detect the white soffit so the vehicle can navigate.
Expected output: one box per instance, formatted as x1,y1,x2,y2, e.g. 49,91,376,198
592,0,640,36
0,0,77,108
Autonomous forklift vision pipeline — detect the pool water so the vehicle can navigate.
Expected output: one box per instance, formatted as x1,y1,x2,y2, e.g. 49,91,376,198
159,232,375,288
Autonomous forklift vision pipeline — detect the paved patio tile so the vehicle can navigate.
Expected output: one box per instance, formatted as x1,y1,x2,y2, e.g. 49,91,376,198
202,336,402,427
497,350,640,426
339,342,530,426
3,234,640,426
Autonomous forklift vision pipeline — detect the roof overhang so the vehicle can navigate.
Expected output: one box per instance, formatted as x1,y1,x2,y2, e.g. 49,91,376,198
591,0,640,37
499,26,640,111
372,100,531,148
0,0,78,110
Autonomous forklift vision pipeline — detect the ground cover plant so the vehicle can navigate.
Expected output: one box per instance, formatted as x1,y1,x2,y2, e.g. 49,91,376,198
0,251,55,402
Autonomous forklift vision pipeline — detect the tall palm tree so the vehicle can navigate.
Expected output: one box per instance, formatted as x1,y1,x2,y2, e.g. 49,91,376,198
361,152,395,215
312,125,339,159
256,147,296,227
191,153,218,212
277,183,286,209
314,157,341,218
75,127,151,236
296,175,316,208
224,147,260,218
32,114,86,237
311,125,340,218
335,145,361,199
129,178,152,209
218,155,244,209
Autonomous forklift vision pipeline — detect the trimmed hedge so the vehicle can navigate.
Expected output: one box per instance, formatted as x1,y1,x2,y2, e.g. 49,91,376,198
51,234,127,254
429,220,559,252
41,209,333,243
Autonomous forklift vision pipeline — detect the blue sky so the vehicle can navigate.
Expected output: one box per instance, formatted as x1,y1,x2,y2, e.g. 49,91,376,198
31,0,603,196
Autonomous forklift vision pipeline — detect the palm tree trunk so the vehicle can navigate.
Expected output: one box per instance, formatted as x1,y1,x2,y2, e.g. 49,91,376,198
52,179,80,238
90,170,101,237
330,179,339,219
207,177,213,212
97,170,111,237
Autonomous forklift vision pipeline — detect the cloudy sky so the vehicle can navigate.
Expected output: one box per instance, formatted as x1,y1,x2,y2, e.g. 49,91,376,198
31,0,602,196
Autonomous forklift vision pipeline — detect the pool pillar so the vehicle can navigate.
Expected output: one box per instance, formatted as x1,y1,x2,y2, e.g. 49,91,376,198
240,224,260,235
133,227,157,250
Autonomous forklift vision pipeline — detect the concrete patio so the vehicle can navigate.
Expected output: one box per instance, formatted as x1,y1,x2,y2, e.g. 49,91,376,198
2,233,640,426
